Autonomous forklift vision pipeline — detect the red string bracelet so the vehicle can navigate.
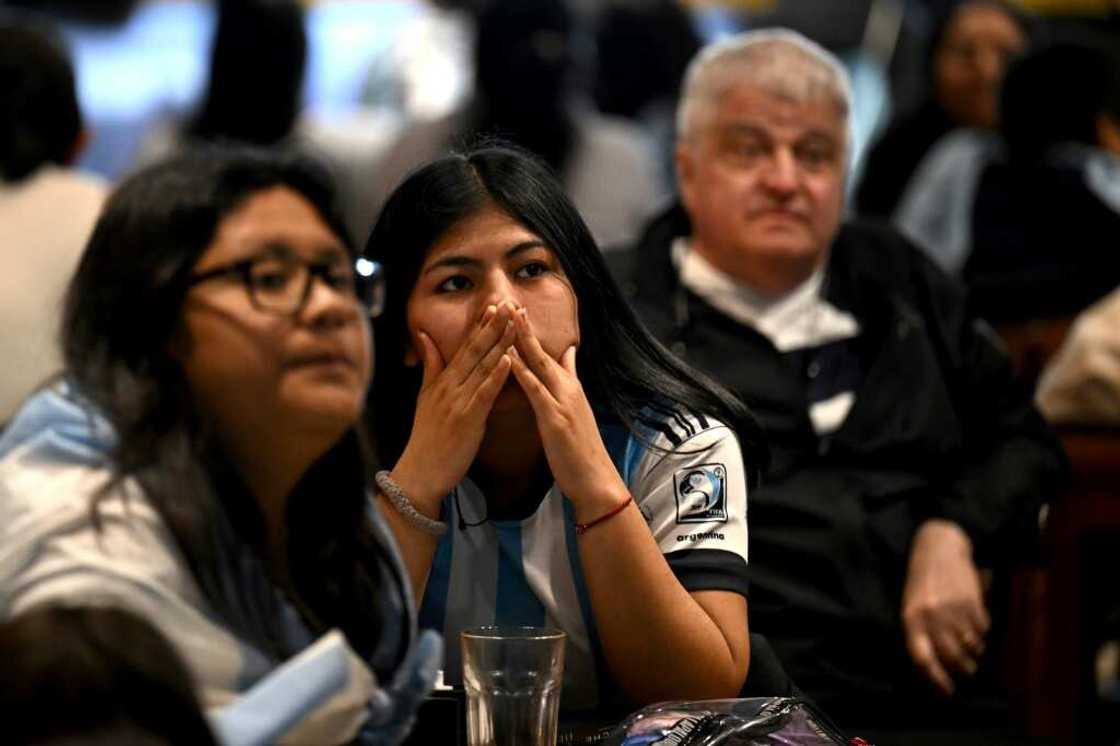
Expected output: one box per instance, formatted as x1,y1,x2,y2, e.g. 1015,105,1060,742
575,495,633,536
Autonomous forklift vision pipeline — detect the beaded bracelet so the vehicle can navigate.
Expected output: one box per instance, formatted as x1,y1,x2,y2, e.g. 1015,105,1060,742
575,495,633,536
375,470,448,536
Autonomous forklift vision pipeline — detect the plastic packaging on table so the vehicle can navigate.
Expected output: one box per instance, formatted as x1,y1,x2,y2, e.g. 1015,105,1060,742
607,697,865,746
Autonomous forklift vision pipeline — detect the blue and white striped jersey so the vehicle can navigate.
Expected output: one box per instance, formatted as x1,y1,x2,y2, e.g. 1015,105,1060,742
418,412,749,712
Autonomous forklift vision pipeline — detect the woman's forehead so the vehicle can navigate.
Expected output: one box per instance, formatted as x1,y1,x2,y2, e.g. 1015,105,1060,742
423,206,544,264
204,186,342,262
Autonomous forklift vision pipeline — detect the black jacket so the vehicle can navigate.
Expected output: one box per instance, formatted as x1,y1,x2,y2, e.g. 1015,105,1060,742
609,205,1066,724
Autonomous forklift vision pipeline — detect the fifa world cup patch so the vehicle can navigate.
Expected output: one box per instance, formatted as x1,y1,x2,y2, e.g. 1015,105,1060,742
674,464,728,524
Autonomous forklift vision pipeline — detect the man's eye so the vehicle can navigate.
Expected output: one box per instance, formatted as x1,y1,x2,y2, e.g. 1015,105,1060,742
436,275,472,293
796,144,834,168
798,149,828,166
732,141,766,159
514,262,549,279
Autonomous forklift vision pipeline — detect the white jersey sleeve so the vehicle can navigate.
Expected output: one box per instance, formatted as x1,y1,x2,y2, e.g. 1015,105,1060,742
628,414,750,597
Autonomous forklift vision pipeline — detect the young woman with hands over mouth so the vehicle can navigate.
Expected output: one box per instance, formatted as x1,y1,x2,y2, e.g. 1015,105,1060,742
367,145,764,713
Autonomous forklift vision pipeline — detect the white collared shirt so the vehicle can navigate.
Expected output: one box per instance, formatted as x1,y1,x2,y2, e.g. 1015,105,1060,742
672,238,861,434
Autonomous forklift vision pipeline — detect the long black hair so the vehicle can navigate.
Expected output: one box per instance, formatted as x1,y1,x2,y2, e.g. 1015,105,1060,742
0,606,219,745
366,144,764,485
62,146,405,672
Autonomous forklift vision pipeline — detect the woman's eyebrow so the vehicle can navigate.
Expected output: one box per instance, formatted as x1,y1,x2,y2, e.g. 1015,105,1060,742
422,241,548,274
310,244,348,263
504,241,547,259
422,254,481,274
256,241,295,259
250,242,346,262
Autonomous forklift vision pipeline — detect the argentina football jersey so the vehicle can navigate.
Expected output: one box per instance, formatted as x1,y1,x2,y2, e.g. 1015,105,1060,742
418,412,749,713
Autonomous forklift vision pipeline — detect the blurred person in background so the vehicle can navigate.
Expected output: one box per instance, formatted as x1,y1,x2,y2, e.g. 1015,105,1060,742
0,148,438,744
139,0,387,245
0,21,107,427
592,0,702,194
856,0,1029,219
1036,283,1120,426
611,29,1065,738
372,0,668,250
0,606,219,745
185,0,306,148
141,0,307,156
895,41,1120,325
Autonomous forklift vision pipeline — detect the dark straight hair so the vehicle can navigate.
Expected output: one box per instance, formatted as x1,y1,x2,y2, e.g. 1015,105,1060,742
61,146,404,670
366,144,765,484
0,606,219,745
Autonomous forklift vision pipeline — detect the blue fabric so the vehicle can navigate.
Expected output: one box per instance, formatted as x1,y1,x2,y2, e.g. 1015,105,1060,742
212,628,444,746
561,497,609,707
210,632,353,746
360,630,443,746
493,523,546,627
0,382,115,464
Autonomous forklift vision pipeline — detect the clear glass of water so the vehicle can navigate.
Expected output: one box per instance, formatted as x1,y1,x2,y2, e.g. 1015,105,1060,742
460,626,566,746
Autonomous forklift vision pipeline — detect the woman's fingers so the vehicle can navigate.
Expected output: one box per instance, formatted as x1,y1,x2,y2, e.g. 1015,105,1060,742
512,308,565,392
463,317,516,392
467,348,513,413
561,345,577,375
449,303,515,385
416,331,445,390
509,346,559,412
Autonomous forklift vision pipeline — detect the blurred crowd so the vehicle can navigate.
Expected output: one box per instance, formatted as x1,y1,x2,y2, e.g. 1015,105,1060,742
2,1,1120,745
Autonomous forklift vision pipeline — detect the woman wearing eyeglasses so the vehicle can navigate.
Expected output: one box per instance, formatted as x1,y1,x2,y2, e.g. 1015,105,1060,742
0,148,437,745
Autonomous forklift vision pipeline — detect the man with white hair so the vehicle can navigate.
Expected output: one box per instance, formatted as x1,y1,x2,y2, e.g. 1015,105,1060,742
610,29,1064,731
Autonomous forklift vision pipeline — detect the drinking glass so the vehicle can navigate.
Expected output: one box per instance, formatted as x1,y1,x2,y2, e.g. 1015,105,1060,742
460,626,566,746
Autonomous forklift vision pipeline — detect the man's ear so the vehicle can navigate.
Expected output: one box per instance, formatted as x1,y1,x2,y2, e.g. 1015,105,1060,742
675,141,697,212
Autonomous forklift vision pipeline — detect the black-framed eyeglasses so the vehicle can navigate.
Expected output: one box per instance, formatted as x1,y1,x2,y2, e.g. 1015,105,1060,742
187,254,385,318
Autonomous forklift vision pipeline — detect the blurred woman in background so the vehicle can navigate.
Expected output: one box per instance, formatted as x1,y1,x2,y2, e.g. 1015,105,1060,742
856,0,1029,218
